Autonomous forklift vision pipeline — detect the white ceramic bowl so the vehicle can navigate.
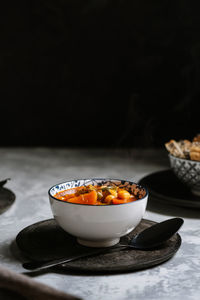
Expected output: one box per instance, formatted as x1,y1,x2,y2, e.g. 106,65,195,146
49,178,148,247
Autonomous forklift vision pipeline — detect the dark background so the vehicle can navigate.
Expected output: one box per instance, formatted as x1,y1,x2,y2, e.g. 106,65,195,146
1,0,200,147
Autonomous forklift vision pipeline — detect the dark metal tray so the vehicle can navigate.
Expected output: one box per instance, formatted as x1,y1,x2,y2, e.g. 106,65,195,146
16,218,181,274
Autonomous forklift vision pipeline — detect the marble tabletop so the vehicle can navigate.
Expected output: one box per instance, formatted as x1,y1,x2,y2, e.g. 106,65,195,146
0,148,200,300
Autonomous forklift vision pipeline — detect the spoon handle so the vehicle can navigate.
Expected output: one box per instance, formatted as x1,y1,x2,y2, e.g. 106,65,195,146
23,247,124,271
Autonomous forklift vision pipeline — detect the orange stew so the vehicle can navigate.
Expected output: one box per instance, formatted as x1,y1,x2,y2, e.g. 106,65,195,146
54,184,141,205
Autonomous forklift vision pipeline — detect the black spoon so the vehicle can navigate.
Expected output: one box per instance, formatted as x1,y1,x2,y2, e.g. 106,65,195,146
23,217,183,271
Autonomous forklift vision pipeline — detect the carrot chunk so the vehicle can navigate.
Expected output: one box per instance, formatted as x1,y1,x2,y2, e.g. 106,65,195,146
112,198,133,205
67,190,98,205
83,190,98,204
67,195,84,204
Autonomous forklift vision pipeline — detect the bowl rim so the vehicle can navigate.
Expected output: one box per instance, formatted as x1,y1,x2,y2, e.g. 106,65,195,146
48,178,148,207
169,153,200,164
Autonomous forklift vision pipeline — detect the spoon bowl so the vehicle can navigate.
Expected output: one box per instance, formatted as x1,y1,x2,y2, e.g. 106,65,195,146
120,217,184,249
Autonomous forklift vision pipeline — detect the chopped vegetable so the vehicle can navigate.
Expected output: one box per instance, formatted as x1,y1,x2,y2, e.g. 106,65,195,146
54,183,139,205
104,194,115,204
112,198,133,205
118,189,131,200
67,190,97,205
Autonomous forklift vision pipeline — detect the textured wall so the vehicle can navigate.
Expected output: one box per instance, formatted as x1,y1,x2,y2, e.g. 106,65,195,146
1,0,200,146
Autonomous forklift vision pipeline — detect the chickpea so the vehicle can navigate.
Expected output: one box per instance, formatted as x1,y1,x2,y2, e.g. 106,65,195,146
118,189,131,200
109,189,118,198
104,194,115,203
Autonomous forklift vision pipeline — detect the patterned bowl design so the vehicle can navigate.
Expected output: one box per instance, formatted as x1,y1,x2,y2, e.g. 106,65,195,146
169,154,200,196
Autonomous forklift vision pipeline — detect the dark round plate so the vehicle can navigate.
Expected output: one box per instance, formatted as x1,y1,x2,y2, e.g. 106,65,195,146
16,218,181,274
139,169,200,208
0,185,15,214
